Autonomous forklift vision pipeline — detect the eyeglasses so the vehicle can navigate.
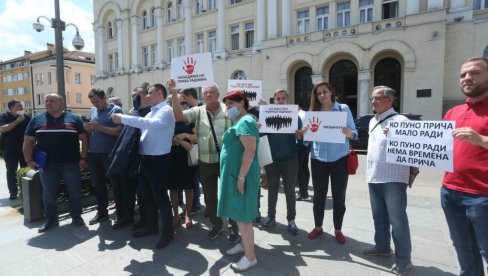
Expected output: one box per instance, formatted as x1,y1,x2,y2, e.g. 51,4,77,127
370,96,390,102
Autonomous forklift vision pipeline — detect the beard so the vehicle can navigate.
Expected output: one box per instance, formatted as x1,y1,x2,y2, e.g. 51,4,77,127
461,80,488,99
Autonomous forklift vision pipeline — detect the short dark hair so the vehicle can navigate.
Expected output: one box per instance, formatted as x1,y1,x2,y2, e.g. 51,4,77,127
465,57,488,70
150,83,167,98
182,88,198,99
7,99,21,110
88,88,106,99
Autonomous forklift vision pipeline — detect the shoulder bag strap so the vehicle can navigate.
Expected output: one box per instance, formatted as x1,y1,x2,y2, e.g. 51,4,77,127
206,110,221,155
371,113,398,132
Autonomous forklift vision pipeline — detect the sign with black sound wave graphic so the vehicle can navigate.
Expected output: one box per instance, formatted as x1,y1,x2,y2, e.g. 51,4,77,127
228,80,262,106
259,104,298,134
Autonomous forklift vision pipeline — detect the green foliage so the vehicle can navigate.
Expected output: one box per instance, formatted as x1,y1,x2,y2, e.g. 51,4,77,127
16,167,31,201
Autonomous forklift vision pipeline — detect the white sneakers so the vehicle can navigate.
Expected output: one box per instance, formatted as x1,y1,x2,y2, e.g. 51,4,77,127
226,243,245,256
230,256,258,272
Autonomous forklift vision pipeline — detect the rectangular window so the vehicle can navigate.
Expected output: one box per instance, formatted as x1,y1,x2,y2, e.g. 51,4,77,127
23,101,31,108
297,10,310,34
150,45,156,65
75,73,81,84
37,94,43,105
40,73,44,85
108,54,114,72
337,2,351,28
114,52,119,70
359,0,373,23
23,72,29,80
48,72,52,84
76,93,82,104
230,25,239,51
168,40,174,62
12,74,18,81
208,0,216,10
90,75,96,85
245,22,254,48
473,0,488,9
142,46,149,67
316,6,329,31
208,31,217,53
196,0,204,13
197,33,205,53
382,0,398,19
230,0,242,4
178,38,185,56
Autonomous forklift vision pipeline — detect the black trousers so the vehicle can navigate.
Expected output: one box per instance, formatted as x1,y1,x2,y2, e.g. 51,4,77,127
4,148,26,196
296,143,311,197
139,154,173,237
311,156,348,230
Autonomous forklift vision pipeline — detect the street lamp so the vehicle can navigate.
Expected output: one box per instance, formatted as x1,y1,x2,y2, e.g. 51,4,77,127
32,0,85,108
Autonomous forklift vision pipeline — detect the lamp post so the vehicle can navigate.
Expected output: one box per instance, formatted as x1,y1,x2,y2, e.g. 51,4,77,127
33,0,85,107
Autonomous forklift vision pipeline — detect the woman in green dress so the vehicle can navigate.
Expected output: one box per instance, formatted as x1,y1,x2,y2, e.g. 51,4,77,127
217,91,260,272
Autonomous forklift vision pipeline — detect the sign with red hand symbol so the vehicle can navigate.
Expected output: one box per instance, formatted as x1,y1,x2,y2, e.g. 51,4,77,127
171,52,214,89
303,111,347,143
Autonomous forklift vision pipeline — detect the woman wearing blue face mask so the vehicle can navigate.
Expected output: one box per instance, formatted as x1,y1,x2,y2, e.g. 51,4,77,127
218,91,260,272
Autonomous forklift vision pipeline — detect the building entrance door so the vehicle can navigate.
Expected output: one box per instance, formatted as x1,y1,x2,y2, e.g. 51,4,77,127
294,67,313,110
329,60,358,117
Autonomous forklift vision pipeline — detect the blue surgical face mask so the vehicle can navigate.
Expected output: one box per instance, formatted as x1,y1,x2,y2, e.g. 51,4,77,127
227,106,240,119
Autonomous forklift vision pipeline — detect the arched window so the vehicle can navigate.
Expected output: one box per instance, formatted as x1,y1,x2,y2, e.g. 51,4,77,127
142,10,148,29
178,0,184,19
107,21,113,39
294,67,313,109
484,45,488,58
231,70,247,80
151,7,157,27
113,20,118,38
167,2,173,22
329,59,358,117
374,57,402,110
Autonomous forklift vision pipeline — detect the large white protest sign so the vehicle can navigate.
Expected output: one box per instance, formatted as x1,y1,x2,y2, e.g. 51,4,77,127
303,111,347,143
386,120,455,172
228,80,262,106
259,105,298,134
171,52,214,89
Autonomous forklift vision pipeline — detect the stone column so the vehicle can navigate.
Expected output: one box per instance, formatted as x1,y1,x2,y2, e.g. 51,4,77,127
447,0,470,22
130,16,141,73
155,7,165,69
115,20,124,73
406,0,421,15
96,27,106,77
428,0,444,10
184,0,193,55
254,0,265,52
215,0,227,59
281,0,291,36
329,1,337,29
311,74,324,85
267,0,277,39
358,70,371,117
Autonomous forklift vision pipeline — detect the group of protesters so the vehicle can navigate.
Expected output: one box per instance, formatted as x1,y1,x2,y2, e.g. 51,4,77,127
1,57,486,274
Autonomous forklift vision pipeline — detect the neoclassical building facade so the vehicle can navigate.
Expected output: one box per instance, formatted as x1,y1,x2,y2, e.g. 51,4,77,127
93,0,488,119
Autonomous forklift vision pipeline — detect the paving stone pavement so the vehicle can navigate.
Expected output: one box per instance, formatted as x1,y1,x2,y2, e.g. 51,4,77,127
0,155,461,275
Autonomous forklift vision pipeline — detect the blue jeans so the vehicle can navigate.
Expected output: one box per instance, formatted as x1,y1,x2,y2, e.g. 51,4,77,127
368,182,411,267
88,153,110,214
441,186,488,276
39,162,82,222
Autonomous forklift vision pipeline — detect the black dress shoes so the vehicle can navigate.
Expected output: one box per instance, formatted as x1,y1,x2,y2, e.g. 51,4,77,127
9,194,18,200
132,227,158,238
155,235,173,249
38,221,59,233
71,218,85,227
113,219,133,230
132,220,145,231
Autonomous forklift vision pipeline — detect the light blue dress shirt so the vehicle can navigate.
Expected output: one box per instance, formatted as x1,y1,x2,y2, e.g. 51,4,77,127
120,101,175,155
308,102,358,162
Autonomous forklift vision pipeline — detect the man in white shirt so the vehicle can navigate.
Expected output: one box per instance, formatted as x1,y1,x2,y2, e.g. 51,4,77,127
112,83,175,249
364,86,419,275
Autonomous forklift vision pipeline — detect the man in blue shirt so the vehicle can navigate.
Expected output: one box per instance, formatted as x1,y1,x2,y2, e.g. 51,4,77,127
23,94,88,233
112,83,175,249
85,89,123,225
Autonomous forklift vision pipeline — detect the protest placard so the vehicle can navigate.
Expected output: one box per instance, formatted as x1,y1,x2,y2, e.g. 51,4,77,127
303,111,347,143
228,80,262,106
258,104,298,134
386,120,455,172
171,52,214,89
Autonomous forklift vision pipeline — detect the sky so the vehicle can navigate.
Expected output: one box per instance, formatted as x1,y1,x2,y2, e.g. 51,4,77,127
0,0,94,62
